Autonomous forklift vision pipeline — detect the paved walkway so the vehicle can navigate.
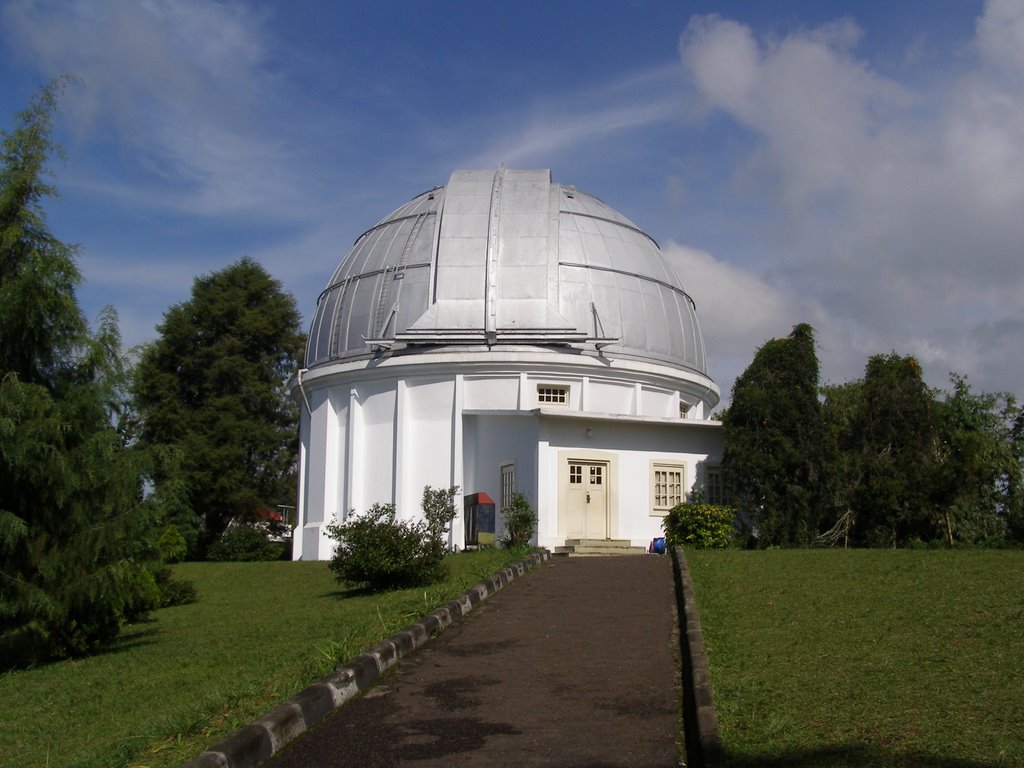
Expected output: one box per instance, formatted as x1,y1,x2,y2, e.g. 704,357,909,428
268,555,680,768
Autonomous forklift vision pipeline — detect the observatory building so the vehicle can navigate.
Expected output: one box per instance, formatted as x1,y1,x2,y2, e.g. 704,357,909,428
294,167,723,559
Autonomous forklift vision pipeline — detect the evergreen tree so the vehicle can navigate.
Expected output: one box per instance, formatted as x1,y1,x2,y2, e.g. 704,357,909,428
723,323,825,546
133,258,305,551
1,82,160,665
849,353,938,546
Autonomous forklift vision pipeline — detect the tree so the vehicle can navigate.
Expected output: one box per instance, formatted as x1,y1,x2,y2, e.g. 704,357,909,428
133,258,305,552
1,81,161,665
849,353,938,547
723,323,825,546
1007,409,1024,543
818,380,865,547
933,375,1018,545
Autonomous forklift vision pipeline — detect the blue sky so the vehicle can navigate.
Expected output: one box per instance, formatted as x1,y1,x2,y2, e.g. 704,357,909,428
3,0,1023,404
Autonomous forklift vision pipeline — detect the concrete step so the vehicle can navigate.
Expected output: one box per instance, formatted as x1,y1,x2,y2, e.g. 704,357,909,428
563,538,637,549
554,539,648,557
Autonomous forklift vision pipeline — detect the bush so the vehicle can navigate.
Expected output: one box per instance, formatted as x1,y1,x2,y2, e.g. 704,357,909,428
326,486,458,591
157,525,188,563
663,502,736,549
121,564,162,624
420,485,459,560
500,492,536,549
152,566,197,608
207,524,283,562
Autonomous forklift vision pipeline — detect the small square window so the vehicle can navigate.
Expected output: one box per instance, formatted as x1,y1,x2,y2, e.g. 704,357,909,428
537,385,568,405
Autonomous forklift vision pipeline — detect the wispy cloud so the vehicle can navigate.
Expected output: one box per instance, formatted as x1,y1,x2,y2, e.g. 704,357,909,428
469,64,684,168
2,0,310,219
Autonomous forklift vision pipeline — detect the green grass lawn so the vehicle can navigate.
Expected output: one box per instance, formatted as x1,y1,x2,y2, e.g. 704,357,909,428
0,549,525,768
687,550,1024,767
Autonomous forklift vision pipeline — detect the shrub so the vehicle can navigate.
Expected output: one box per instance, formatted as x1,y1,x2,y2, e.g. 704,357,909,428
500,492,536,549
157,525,188,563
121,564,162,624
663,502,736,549
420,485,459,559
152,566,198,608
326,486,459,590
207,524,283,562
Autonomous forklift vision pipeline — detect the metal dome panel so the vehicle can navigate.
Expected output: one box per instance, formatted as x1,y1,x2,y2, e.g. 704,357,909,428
305,167,708,376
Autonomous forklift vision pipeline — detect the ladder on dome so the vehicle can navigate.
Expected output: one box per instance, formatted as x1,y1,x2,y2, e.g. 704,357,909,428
372,211,428,338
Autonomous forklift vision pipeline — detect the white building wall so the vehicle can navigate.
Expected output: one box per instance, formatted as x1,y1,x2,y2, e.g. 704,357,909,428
294,351,723,560
539,416,723,549
463,375,518,410
356,382,396,516
402,376,457,520
297,387,345,560
463,413,539,545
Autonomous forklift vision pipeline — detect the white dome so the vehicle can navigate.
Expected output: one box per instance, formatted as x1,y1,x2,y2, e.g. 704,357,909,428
306,167,709,376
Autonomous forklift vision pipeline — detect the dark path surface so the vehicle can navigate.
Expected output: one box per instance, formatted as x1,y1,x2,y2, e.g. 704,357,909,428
269,555,680,768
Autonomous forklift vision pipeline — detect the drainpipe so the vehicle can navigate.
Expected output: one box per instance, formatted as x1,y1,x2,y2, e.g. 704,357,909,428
296,368,312,415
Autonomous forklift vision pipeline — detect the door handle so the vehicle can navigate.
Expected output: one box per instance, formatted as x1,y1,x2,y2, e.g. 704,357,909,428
586,492,591,503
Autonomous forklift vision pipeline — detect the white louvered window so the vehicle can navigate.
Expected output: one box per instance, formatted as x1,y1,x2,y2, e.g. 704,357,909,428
652,463,685,514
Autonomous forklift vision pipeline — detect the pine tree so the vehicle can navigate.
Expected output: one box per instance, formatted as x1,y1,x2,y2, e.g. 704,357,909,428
849,353,938,547
723,323,825,546
0,81,160,666
133,258,305,552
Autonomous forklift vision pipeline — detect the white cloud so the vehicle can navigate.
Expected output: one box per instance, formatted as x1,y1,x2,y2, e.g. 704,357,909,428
663,242,861,400
975,0,1024,71
677,2,1024,397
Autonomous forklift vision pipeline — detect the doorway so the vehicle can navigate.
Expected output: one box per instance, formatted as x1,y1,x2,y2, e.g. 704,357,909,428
563,460,609,539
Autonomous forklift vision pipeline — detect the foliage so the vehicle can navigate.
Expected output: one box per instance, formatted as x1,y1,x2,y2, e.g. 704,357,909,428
326,504,433,589
1009,409,1024,542
723,323,825,546
821,362,1019,548
0,77,84,386
327,486,459,590
933,374,1018,546
420,484,459,558
0,81,167,666
850,353,939,547
157,525,188,564
500,491,537,549
726,322,1024,549
132,257,305,553
0,551,524,768
207,523,285,562
663,502,735,549
817,380,865,548
152,566,197,608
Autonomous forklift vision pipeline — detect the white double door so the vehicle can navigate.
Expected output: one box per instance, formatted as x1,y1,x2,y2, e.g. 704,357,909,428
563,460,609,539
